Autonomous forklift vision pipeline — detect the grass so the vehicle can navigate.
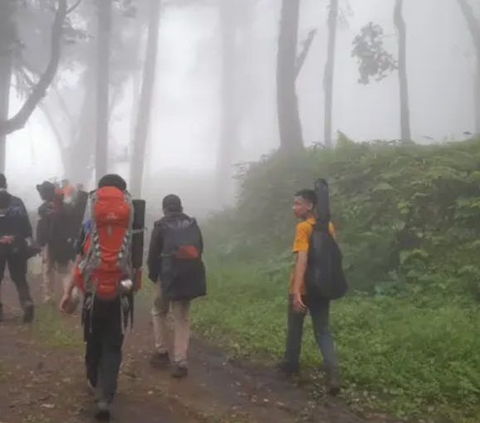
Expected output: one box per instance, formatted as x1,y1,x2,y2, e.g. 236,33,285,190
192,258,480,423
32,305,82,349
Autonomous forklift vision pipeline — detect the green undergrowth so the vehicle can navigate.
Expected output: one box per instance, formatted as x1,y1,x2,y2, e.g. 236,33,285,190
192,260,480,423
197,138,480,422
33,305,82,349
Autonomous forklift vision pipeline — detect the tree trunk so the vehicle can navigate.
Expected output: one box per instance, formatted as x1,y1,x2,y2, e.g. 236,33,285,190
0,0,67,138
0,54,12,173
130,0,161,198
277,0,304,152
217,0,239,202
456,0,480,135
394,0,412,141
95,0,113,181
323,0,338,148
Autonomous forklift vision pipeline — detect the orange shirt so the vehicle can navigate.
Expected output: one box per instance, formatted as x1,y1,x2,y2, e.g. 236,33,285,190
290,216,335,294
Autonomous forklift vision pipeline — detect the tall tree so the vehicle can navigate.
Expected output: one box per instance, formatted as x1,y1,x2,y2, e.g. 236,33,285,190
277,0,304,152
456,0,480,134
217,0,239,201
0,0,68,170
394,0,411,141
130,0,161,197
95,0,113,180
324,0,339,147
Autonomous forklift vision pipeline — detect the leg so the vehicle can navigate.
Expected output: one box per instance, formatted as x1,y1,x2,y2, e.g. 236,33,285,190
85,313,102,390
309,299,338,371
56,262,71,294
282,295,306,372
41,246,55,303
171,300,191,370
97,298,124,404
151,282,170,355
7,254,34,323
0,254,6,321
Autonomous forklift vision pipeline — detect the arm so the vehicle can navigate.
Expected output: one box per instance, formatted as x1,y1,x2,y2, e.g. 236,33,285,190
292,251,308,295
147,224,162,282
16,198,33,240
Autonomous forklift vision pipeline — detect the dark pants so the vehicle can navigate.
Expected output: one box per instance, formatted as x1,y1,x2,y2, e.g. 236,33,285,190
0,251,33,308
84,297,124,404
283,295,338,371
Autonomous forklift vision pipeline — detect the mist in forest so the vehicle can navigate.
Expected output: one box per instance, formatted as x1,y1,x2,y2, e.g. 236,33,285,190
1,0,478,216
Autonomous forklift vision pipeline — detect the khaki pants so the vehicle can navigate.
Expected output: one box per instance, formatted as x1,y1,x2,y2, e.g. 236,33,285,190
41,245,71,303
151,283,190,367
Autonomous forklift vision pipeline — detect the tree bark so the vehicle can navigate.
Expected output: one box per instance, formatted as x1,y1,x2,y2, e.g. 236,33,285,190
277,0,304,152
95,0,113,181
456,0,480,134
0,0,14,172
217,0,239,201
324,0,338,148
394,0,412,141
130,0,161,198
0,0,67,139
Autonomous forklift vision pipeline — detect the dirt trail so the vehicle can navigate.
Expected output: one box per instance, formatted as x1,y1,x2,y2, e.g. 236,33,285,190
0,279,393,423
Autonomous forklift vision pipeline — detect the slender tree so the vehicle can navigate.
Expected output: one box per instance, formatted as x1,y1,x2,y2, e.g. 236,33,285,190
324,0,339,147
394,0,411,141
130,0,161,197
0,0,68,170
456,0,480,134
277,0,304,152
95,0,113,180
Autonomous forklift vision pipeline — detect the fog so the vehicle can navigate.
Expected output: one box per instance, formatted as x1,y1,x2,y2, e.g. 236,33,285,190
2,0,478,215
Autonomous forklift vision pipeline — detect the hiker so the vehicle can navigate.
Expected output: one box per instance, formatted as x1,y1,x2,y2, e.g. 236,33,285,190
60,174,140,421
0,174,35,323
148,194,206,378
277,189,341,395
37,180,85,303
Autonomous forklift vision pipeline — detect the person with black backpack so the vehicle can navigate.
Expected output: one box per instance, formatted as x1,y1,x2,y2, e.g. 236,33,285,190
148,194,206,379
277,182,347,395
0,174,35,323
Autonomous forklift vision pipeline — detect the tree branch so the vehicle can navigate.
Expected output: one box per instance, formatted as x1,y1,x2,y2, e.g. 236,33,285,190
295,29,317,80
456,0,480,53
67,0,83,15
0,0,67,137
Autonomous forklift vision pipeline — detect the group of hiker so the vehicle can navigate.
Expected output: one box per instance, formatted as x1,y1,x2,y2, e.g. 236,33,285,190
0,172,346,421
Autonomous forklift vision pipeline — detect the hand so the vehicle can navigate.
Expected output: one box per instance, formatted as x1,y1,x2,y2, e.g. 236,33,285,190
59,292,71,314
0,236,14,245
292,293,307,314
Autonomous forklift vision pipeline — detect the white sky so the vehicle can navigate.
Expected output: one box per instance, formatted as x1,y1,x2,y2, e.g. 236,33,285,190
5,0,478,207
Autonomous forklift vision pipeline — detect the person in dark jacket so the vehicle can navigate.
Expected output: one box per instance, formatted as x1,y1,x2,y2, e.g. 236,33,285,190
148,194,206,378
0,174,35,323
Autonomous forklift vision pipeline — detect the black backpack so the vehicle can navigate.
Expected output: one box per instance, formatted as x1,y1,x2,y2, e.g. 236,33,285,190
160,216,206,301
304,179,348,300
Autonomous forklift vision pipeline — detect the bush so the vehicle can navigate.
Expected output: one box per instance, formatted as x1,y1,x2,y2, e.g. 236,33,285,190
206,138,480,297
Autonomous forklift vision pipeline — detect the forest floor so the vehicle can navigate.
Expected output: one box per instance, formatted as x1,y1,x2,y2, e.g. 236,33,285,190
0,277,395,423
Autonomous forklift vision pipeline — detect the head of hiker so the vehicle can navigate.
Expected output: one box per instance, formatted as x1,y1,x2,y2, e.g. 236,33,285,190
162,194,183,215
98,174,127,191
293,189,316,219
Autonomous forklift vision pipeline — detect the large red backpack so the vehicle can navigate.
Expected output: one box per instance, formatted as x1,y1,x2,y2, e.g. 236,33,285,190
75,186,133,300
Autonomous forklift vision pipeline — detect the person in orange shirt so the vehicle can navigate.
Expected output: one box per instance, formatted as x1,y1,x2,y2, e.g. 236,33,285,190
278,189,340,395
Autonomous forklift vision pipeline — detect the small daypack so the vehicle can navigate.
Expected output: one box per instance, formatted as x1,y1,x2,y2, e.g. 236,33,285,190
76,187,133,301
305,179,348,301
159,216,206,301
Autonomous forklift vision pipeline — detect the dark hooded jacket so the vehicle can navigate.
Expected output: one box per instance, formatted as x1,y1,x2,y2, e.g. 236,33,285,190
147,212,206,301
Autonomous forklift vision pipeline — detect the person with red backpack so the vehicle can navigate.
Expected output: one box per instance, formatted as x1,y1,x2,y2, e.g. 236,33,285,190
148,194,206,378
60,174,140,421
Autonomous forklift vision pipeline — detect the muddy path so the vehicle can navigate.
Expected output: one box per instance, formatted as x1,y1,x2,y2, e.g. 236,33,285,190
0,278,394,423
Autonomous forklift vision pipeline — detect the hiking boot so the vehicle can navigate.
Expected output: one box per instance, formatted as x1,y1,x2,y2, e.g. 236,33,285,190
23,303,34,324
150,352,169,369
276,361,300,377
326,369,341,396
95,400,111,421
171,364,188,379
